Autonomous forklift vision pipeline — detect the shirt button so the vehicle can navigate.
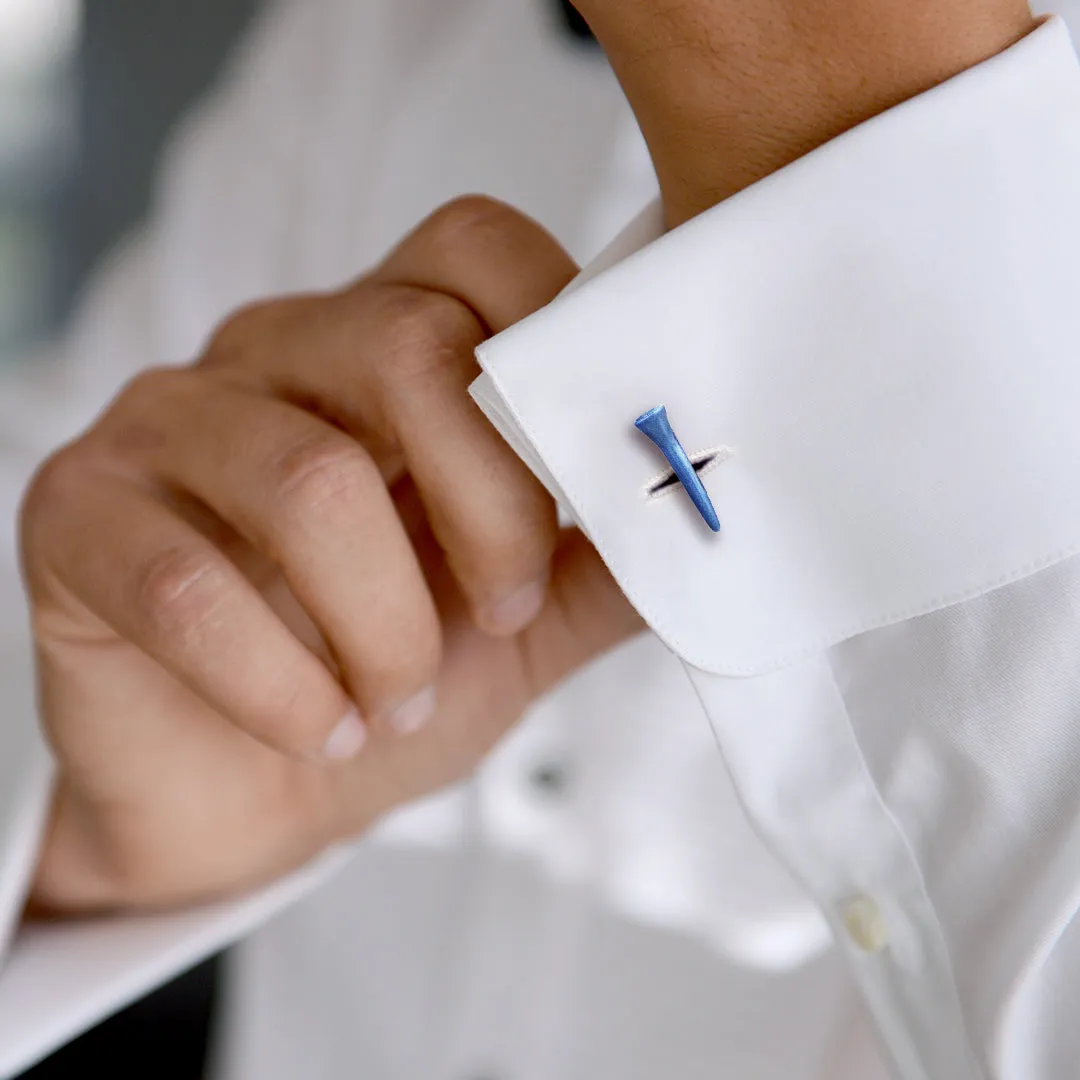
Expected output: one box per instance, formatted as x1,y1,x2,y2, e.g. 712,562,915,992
841,896,889,954
528,759,570,797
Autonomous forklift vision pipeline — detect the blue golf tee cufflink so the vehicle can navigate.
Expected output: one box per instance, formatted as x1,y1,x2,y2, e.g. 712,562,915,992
635,405,721,533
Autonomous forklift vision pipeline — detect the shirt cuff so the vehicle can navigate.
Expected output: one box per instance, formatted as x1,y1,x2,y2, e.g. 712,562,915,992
472,15,1080,678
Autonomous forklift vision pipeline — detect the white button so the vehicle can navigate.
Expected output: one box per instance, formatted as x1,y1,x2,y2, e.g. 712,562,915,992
841,896,889,954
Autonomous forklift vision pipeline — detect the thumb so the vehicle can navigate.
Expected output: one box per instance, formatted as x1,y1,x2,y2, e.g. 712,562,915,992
520,529,645,700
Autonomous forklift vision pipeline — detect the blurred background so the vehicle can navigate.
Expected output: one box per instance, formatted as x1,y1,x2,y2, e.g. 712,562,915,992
0,0,258,365
3,2,258,1075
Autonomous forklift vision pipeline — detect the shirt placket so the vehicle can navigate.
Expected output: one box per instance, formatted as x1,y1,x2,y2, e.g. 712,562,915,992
684,655,984,1080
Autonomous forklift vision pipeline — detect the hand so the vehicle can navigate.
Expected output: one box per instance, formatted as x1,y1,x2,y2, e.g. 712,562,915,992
21,197,643,911
574,0,1037,224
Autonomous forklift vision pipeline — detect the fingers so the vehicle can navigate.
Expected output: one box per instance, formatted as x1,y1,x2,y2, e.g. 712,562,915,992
23,194,594,798
239,283,556,635
24,454,363,761
101,369,443,737
373,199,577,631
361,286,558,634
199,197,578,636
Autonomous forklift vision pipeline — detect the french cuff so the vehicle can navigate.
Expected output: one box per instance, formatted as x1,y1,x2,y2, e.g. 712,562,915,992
472,15,1080,679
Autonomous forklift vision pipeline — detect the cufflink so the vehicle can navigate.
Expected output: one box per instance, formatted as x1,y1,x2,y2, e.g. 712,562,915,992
635,405,721,533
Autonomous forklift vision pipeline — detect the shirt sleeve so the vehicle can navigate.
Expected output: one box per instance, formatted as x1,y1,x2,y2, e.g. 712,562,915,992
472,17,1080,1078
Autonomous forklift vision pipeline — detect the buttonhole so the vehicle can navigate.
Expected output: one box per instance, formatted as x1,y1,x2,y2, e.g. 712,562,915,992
644,446,734,500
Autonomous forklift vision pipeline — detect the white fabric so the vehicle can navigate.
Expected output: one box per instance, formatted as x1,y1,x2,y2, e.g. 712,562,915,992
473,23,1080,1075
0,1,1079,1077
474,27,1080,675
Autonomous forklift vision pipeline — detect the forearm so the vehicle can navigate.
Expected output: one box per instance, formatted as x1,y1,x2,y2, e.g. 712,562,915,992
576,0,1037,224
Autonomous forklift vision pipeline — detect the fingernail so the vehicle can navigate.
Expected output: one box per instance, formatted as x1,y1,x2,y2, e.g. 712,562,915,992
387,686,437,737
323,708,368,761
479,578,547,637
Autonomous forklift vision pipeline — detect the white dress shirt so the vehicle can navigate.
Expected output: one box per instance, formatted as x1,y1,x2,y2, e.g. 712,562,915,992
1,2,1080,1077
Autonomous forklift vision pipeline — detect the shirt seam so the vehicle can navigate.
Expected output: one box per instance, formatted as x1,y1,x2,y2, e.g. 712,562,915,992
821,655,988,1080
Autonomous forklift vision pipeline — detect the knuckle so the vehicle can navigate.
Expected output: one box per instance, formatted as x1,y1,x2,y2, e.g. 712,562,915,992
18,450,84,574
204,300,278,361
371,286,480,384
87,366,205,462
113,365,189,412
21,445,84,524
270,436,377,520
118,369,187,406
425,194,520,248
202,297,310,369
133,546,224,638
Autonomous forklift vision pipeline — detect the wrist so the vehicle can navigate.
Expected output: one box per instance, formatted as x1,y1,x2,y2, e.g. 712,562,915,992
577,0,1038,225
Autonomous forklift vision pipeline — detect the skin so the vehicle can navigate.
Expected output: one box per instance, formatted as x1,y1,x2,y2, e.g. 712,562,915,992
21,0,1038,913
577,0,1037,225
